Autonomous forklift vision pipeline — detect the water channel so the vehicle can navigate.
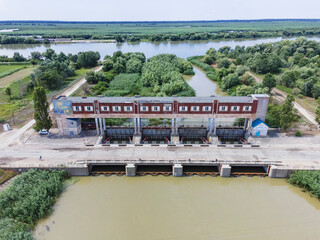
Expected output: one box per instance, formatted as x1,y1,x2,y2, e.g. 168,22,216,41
1,36,320,59
33,175,320,240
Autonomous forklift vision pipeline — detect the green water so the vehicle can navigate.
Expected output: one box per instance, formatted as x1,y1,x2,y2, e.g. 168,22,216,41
34,176,320,240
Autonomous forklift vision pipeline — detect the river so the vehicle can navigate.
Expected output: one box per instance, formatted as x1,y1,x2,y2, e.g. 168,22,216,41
33,175,320,240
1,37,320,59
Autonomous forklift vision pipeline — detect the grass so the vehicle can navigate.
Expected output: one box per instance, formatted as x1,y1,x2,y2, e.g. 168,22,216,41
0,67,36,88
2,20,320,36
0,169,16,185
288,170,320,199
0,65,30,79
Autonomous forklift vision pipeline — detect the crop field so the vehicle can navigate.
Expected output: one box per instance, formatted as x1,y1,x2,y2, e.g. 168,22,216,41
1,20,320,36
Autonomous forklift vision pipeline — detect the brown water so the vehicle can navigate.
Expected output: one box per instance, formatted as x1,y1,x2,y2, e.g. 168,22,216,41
33,176,320,240
184,66,226,97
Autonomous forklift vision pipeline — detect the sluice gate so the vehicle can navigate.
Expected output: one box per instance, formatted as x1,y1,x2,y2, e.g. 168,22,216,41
88,163,270,177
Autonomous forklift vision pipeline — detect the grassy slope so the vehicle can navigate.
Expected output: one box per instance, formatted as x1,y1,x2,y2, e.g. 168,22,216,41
1,20,320,35
0,65,30,79
0,66,35,88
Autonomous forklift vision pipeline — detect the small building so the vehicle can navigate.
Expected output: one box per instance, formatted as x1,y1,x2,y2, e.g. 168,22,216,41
251,118,269,137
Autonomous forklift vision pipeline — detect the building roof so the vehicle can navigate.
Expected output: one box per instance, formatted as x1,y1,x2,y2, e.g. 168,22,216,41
55,96,255,104
252,118,269,128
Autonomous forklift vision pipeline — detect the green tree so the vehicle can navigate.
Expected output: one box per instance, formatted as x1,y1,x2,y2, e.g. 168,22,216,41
316,98,320,125
77,51,100,68
217,58,231,69
13,52,26,62
4,87,12,99
33,87,52,132
279,94,296,131
85,71,106,84
102,59,114,72
263,73,276,91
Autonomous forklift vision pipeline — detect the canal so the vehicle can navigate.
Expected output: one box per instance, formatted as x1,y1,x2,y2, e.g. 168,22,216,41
33,175,320,240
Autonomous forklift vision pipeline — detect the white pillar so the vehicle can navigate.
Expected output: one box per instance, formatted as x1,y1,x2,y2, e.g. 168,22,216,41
212,118,216,136
99,118,103,136
175,118,178,134
244,118,248,130
220,165,231,177
95,118,99,136
171,118,175,135
126,164,136,176
173,164,183,177
103,118,106,130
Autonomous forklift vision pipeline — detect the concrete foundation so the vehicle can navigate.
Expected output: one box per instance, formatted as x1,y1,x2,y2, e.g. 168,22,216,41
173,164,183,177
208,136,219,144
268,165,292,178
220,165,231,177
171,135,180,144
133,135,141,144
126,164,136,176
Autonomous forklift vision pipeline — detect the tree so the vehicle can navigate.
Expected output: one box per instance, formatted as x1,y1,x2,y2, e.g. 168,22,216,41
279,94,296,131
4,87,12,99
33,87,52,132
13,52,26,62
30,51,42,60
77,51,100,68
316,98,320,125
263,73,276,91
85,71,106,84
217,58,231,69
102,59,114,72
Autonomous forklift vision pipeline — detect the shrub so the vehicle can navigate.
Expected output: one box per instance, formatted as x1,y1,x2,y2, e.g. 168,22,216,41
295,131,302,137
288,170,320,199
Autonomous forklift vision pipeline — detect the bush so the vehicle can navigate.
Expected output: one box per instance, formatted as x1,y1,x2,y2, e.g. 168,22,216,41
295,131,302,137
288,170,320,199
0,170,67,238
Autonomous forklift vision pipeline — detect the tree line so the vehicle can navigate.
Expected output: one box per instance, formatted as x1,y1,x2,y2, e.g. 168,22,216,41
3,28,320,44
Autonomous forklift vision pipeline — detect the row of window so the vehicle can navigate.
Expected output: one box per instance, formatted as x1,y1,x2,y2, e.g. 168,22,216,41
73,105,252,112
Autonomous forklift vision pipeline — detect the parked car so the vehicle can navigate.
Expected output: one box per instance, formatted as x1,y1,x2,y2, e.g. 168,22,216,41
39,130,50,135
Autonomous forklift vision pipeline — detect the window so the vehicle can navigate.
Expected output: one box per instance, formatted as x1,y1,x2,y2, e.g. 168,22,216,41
163,106,172,111
231,106,240,111
243,106,252,111
219,106,228,112
202,106,211,112
140,106,149,111
112,106,121,112
101,106,109,111
179,106,188,112
191,106,199,111
124,106,133,112
152,106,160,112
84,106,93,111
73,106,81,111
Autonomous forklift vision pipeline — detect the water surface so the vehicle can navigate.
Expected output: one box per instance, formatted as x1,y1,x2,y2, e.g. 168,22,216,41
2,37,320,59
34,176,320,240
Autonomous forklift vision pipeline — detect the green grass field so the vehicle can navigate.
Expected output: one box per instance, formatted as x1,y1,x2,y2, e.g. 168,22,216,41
1,20,320,36
0,65,29,79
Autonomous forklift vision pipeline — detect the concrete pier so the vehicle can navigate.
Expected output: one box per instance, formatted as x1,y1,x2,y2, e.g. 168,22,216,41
132,135,141,144
173,164,183,177
171,135,180,144
220,165,231,177
268,165,292,178
126,164,136,176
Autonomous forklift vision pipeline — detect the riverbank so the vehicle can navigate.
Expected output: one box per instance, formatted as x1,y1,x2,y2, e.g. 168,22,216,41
0,169,67,240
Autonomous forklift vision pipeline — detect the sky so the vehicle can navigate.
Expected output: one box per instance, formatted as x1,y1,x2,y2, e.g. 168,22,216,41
0,0,319,21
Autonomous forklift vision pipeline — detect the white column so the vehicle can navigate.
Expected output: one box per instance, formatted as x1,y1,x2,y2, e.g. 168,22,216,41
244,118,248,130
99,118,103,136
103,118,106,130
95,118,99,136
213,118,216,136
171,118,175,135
175,118,178,135
137,118,141,135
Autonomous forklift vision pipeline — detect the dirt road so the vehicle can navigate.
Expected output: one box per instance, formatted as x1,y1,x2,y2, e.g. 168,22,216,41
0,66,102,147
248,71,318,126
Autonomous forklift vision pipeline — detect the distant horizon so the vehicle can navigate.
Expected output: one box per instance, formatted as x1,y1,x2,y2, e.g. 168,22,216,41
1,18,320,23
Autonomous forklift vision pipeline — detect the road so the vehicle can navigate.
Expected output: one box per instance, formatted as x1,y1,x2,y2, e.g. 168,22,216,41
248,72,318,125
0,66,102,147
1,135,320,169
